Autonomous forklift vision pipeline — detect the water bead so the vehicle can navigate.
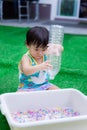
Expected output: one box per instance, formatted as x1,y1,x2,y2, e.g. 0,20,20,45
11,107,80,123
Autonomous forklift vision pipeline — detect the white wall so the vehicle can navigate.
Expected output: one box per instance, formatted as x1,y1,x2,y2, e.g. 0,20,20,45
39,0,58,20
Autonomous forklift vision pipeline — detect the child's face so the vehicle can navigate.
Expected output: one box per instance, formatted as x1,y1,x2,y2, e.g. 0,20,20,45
28,45,47,60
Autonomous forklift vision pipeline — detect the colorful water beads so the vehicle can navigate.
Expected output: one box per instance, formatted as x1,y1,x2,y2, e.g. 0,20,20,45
11,107,80,123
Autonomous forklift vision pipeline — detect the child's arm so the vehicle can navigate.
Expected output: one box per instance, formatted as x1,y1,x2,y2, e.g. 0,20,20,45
46,44,64,56
21,55,52,75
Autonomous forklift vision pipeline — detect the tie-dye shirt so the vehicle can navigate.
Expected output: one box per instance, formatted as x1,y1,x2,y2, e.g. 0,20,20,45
18,51,52,91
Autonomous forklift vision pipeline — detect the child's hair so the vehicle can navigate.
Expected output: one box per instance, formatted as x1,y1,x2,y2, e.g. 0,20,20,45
26,26,49,48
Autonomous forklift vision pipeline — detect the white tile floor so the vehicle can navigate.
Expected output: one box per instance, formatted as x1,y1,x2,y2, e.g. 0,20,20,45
0,19,87,35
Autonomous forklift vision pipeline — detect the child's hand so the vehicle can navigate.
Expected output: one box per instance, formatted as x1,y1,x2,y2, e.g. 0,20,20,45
47,44,64,56
40,60,52,70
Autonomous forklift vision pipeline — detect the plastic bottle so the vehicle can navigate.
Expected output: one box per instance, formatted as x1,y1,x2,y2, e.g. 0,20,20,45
48,25,64,79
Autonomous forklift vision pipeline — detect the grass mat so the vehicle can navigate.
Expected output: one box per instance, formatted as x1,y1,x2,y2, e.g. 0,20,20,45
0,25,87,130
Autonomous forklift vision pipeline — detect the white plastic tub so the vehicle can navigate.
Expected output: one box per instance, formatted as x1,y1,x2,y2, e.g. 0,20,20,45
0,88,87,130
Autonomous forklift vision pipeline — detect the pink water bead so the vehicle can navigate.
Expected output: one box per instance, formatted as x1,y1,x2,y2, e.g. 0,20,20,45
11,107,80,123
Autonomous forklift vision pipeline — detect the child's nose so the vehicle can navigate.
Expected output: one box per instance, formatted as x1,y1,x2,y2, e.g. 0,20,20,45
38,51,43,55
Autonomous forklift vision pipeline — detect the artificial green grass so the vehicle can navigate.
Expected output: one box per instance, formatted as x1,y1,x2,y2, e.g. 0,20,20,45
52,34,87,95
0,26,28,94
0,25,87,130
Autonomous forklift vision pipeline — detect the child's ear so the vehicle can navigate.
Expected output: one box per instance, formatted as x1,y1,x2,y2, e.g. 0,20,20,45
25,41,29,49
25,41,27,45
26,45,30,49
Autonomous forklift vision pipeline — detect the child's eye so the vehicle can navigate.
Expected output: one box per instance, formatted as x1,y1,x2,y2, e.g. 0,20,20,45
35,48,38,51
42,47,48,51
42,49,46,51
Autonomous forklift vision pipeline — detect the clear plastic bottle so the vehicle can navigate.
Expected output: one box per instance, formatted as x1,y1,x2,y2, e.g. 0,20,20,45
48,25,64,79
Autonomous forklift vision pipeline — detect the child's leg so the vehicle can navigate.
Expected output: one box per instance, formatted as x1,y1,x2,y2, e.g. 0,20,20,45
47,85,60,90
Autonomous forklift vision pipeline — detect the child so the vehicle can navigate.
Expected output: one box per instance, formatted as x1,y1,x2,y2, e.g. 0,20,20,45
17,26,63,92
